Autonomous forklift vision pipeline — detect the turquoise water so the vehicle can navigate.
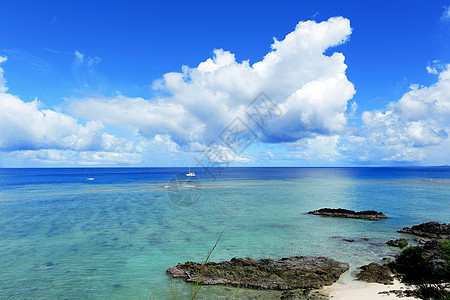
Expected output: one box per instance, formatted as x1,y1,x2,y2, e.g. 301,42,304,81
0,168,449,299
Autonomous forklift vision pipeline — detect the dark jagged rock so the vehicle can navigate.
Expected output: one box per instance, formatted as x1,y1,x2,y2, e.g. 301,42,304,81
386,238,408,248
378,290,415,297
280,289,329,300
307,208,388,221
355,263,393,285
398,222,450,239
416,238,429,245
167,256,349,290
331,236,373,244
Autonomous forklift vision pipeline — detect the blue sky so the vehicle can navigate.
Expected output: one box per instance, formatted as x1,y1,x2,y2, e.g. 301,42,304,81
0,0,450,167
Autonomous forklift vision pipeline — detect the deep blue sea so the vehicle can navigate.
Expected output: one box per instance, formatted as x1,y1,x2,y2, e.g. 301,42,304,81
0,167,449,299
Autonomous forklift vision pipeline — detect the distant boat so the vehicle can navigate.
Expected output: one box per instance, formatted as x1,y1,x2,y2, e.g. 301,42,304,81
185,166,195,177
86,178,94,181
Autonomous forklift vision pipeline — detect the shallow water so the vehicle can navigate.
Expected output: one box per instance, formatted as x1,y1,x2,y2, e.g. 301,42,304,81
0,167,449,299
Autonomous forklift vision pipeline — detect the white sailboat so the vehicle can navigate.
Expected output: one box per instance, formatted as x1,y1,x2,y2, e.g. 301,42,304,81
185,166,195,177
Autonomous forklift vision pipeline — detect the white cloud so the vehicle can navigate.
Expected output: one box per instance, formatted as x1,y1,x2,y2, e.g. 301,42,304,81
73,50,101,67
13,149,141,165
68,95,204,145
287,134,342,161
426,60,444,75
427,66,439,75
0,57,139,165
0,92,137,153
69,17,355,149
147,134,180,153
344,65,450,164
349,101,357,116
72,50,103,89
197,144,254,163
0,56,7,93
74,50,84,64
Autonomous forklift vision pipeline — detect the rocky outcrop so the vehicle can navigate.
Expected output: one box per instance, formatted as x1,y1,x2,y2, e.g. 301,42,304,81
280,289,329,300
167,256,349,290
386,238,408,248
307,208,388,221
355,263,393,285
398,222,450,239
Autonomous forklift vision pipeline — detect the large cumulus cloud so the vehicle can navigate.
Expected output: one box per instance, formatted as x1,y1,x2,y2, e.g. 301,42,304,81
68,17,355,148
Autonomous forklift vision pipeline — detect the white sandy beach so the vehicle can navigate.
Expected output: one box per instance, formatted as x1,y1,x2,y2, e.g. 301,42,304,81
325,279,416,300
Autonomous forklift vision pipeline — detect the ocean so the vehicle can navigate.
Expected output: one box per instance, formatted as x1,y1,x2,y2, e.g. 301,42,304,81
0,167,449,299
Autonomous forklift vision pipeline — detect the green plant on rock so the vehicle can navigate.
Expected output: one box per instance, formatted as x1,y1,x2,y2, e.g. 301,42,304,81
391,240,450,285
438,239,450,281
439,240,450,260
398,238,408,249
158,228,226,300
390,246,435,284
189,228,225,299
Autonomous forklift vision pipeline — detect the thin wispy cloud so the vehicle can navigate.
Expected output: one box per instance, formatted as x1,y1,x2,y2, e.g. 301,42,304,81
441,5,450,21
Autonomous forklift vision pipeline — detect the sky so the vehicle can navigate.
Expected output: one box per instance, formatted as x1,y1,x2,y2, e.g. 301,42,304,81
0,0,450,167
